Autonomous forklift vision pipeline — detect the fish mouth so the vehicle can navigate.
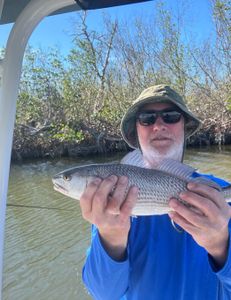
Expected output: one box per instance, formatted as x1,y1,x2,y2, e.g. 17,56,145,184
53,182,68,193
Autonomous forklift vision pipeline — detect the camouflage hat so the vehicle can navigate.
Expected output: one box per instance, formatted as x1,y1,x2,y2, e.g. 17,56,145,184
121,84,201,149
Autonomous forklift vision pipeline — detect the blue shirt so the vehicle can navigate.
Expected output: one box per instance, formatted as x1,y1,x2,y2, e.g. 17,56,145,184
82,174,231,300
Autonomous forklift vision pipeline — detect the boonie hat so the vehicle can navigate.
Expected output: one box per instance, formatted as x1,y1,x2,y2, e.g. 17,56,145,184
121,84,201,149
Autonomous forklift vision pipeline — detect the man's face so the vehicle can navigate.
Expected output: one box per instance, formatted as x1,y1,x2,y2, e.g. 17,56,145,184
136,102,185,167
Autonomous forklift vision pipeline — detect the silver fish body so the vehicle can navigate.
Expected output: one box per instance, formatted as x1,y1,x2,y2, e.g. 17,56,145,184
52,160,231,216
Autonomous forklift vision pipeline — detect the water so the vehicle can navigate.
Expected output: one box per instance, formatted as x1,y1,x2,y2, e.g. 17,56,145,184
3,147,231,300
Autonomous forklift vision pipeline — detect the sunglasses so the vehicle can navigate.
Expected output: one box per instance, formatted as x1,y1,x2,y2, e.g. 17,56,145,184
137,110,182,126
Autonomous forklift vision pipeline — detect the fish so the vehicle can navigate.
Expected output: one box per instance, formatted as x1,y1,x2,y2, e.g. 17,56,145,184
52,159,231,216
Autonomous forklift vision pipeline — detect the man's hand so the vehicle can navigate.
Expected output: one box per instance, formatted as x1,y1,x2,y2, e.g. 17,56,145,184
169,182,231,268
80,175,139,261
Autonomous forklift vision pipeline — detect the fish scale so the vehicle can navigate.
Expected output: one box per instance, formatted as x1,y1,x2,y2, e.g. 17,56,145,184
52,160,231,216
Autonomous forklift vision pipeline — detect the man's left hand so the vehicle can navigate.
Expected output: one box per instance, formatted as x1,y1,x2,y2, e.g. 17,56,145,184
169,182,231,269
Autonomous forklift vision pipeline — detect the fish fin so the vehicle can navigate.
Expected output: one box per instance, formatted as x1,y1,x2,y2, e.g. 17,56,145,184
191,177,222,191
158,159,196,181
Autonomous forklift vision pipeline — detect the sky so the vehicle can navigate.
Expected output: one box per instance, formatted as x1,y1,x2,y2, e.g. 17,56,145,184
0,0,214,56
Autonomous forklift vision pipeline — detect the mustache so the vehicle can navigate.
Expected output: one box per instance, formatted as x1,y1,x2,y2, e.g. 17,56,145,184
150,133,174,140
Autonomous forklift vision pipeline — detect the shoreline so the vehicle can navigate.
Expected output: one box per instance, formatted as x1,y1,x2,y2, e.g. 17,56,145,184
11,131,231,162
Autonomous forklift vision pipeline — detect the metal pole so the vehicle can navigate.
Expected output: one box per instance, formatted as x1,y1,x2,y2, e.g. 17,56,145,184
0,0,75,296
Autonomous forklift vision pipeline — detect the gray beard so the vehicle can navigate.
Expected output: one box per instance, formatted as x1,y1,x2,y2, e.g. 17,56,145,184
142,142,184,169
120,142,184,169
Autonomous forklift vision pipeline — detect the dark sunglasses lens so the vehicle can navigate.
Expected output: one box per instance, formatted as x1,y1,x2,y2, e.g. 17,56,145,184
137,111,182,126
138,113,157,126
162,111,182,123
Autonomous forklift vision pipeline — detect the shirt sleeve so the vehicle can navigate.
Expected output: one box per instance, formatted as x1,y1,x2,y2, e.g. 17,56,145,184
191,172,230,188
82,225,130,300
208,219,231,297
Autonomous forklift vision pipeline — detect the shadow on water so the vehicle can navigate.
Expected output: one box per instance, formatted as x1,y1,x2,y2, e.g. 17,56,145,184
3,146,231,300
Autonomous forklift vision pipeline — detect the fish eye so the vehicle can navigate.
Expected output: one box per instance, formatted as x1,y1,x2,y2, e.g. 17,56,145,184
63,174,71,181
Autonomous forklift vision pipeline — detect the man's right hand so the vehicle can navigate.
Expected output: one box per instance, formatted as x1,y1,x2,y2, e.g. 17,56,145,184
79,175,139,261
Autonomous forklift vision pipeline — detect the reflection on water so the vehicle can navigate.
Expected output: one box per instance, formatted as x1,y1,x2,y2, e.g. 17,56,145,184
3,146,231,300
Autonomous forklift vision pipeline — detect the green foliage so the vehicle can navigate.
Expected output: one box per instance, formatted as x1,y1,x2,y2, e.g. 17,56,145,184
52,124,85,143
16,91,43,124
12,6,231,153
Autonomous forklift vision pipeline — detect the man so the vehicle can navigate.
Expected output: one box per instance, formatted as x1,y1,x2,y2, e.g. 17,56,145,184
80,85,231,299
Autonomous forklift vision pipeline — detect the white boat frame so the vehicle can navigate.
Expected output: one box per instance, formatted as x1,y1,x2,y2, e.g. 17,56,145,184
0,0,76,295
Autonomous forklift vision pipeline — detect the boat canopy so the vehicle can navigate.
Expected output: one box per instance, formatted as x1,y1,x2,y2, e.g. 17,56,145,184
0,0,150,24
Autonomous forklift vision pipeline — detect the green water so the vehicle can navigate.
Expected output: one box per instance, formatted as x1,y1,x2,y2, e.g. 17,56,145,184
3,146,231,300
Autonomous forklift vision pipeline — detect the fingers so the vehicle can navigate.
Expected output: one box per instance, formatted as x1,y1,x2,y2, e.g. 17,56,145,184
187,182,226,209
80,174,138,226
120,186,139,217
168,210,200,235
178,190,218,218
168,182,231,232
169,182,229,219
80,177,102,219
106,176,129,215
91,175,118,215
167,181,231,262
169,198,208,228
